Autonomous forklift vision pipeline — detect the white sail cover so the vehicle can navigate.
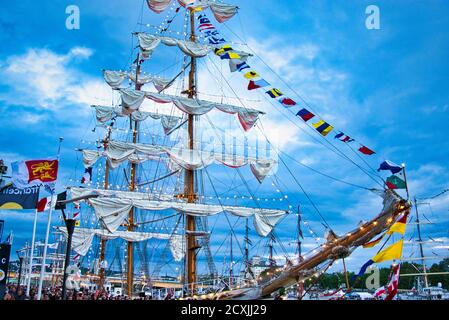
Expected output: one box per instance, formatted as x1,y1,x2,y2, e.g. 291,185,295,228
120,88,146,112
59,227,185,261
146,0,238,23
103,70,173,92
119,89,263,131
136,33,251,60
103,70,128,89
104,70,172,92
70,187,175,203
87,197,286,237
128,73,172,91
93,105,182,135
81,140,277,182
137,33,210,58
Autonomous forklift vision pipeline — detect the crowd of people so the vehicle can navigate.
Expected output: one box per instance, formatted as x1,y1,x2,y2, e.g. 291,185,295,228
2,285,156,300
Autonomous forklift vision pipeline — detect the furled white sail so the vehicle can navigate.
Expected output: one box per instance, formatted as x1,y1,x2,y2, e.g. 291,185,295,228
81,140,277,182
70,187,175,203
104,70,173,94
138,33,210,58
103,70,128,89
146,0,172,14
136,33,251,59
58,227,185,261
209,3,239,23
146,0,238,23
120,88,146,112
92,105,182,135
86,197,286,237
119,89,263,131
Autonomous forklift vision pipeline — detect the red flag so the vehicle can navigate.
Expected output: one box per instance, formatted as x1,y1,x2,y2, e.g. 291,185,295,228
385,264,401,300
25,160,58,183
359,146,375,155
12,159,59,189
37,196,56,213
279,97,297,107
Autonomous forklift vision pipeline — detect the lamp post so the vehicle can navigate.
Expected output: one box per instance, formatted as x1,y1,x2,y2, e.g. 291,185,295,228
61,219,76,300
16,252,24,290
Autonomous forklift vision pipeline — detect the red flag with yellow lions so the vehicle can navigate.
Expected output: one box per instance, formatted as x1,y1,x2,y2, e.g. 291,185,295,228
11,158,59,189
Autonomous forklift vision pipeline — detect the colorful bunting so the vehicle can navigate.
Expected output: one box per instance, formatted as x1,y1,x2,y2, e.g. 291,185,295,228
236,61,250,72
386,175,406,190
248,79,270,91
377,160,403,174
335,132,354,143
220,52,241,60
278,97,297,108
296,108,315,122
266,88,283,98
359,145,375,155
244,71,260,80
197,12,376,158
313,120,334,137
214,45,234,56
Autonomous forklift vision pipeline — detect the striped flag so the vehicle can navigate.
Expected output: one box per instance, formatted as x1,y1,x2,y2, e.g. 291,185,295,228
313,120,334,137
296,108,315,122
385,264,401,300
334,132,354,143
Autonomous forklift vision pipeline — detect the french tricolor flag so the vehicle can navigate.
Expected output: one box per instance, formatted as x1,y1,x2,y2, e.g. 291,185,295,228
37,196,57,212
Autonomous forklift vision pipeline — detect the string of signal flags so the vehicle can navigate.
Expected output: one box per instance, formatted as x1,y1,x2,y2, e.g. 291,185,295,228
198,13,376,156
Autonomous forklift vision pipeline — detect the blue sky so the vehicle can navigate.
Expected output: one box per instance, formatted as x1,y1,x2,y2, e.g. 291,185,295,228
1,0,449,281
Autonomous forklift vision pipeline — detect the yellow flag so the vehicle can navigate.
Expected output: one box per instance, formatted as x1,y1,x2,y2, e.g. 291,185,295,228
227,52,241,59
244,71,260,80
387,222,406,235
387,213,408,235
371,239,403,263
313,120,325,129
75,220,81,227
215,45,233,56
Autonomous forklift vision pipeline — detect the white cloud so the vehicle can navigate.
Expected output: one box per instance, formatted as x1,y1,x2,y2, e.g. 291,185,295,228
0,47,111,110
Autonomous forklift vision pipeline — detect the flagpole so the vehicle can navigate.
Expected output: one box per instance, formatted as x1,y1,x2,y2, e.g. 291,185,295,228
26,209,38,297
37,137,63,300
401,164,410,201
36,192,54,300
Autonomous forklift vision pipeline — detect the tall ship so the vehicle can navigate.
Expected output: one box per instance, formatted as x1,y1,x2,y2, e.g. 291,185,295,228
9,0,416,300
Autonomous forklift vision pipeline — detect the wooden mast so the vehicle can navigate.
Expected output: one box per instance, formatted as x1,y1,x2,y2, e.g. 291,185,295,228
99,126,112,289
185,8,198,295
126,53,142,297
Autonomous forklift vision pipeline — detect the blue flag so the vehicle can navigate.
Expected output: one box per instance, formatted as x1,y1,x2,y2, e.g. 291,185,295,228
377,160,403,174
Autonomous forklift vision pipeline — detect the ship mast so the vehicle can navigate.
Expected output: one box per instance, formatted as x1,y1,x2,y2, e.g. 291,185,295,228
296,206,304,298
244,218,251,282
413,197,429,288
126,53,142,297
98,126,112,289
185,8,198,295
